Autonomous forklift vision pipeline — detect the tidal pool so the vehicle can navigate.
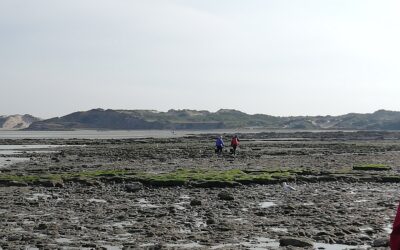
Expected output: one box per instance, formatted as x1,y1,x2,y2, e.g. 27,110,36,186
259,201,277,208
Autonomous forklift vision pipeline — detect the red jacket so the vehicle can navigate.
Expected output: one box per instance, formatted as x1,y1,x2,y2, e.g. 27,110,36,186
391,201,400,249
231,137,239,146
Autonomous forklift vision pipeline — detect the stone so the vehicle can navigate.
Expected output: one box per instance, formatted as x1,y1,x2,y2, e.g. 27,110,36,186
36,223,48,230
125,182,144,192
372,237,389,247
217,191,234,201
206,218,216,225
190,199,202,206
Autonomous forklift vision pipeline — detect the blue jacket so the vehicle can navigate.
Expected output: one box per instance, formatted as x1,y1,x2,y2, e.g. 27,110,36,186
216,138,224,147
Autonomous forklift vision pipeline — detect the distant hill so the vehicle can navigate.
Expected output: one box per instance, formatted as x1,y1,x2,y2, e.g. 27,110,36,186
26,108,400,130
0,114,41,129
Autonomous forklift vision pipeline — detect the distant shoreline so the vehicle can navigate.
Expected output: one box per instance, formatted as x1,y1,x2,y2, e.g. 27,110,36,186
0,129,393,140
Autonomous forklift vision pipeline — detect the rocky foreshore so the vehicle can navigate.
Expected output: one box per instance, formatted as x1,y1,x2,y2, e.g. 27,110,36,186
1,131,399,249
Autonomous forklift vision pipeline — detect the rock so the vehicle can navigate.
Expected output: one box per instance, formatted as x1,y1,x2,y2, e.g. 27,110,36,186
36,223,47,230
190,199,202,206
279,237,314,247
7,235,21,241
206,218,216,225
372,237,389,247
359,235,371,241
217,191,234,201
82,243,97,248
125,182,144,192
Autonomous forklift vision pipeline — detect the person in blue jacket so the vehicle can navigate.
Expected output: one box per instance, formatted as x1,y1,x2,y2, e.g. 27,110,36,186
215,136,224,155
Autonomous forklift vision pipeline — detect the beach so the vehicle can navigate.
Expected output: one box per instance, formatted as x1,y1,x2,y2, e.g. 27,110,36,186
0,131,399,249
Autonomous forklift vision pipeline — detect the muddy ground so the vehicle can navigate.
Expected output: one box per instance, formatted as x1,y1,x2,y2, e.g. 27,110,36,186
1,131,400,249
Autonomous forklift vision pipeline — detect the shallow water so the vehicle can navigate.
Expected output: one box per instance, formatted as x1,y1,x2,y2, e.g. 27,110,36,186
0,129,351,139
0,144,64,167
0,157,29,168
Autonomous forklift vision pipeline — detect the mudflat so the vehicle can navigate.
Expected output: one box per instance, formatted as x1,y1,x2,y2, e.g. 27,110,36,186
1,131,399,249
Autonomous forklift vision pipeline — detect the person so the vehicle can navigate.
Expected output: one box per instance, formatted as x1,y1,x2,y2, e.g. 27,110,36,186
215,136,224,155
230,135,240,155
391,201,400,248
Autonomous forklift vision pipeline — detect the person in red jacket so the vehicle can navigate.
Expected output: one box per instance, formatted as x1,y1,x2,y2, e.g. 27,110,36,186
391,202,400,249
230,135,240,155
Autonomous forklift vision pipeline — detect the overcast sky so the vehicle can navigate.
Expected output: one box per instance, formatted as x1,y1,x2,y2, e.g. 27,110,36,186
1,0,399,118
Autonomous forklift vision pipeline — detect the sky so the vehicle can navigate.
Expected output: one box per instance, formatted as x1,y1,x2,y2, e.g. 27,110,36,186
1,0,399,118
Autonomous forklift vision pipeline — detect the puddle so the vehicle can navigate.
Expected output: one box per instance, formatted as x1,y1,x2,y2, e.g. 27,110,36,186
12,227,26,232
314,242,369,249
0,145,63,156
179,195,191,199
359,226,373,232
27,150,61,154
179,228,191,233
139,243,156,247
174,204,186,210
233,238,369,250
165,242,203,248
23,220,35,225
173,201,188,210
26,193,52,201
0,145,62,150
0,144,67,167
241,237,280,248
108,221,136,228
259,201,277,208
194,219,207,228
211,243,237,249
33,233,48,238
384,223,392,234
55,238,73,244
270,227,288,233
100,245,123,250
354,199,368,203
137,198,159,208
88,198,107,203
0,157,29,168
0,150,21,155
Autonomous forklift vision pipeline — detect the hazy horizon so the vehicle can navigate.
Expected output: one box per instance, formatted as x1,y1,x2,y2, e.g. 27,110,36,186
1,0,399,118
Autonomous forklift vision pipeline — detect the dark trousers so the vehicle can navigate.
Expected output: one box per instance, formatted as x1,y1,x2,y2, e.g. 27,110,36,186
216,146,223,154
231,145,237,154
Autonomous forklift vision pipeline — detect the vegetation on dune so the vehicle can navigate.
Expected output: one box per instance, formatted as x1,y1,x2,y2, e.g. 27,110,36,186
27,108,400,130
